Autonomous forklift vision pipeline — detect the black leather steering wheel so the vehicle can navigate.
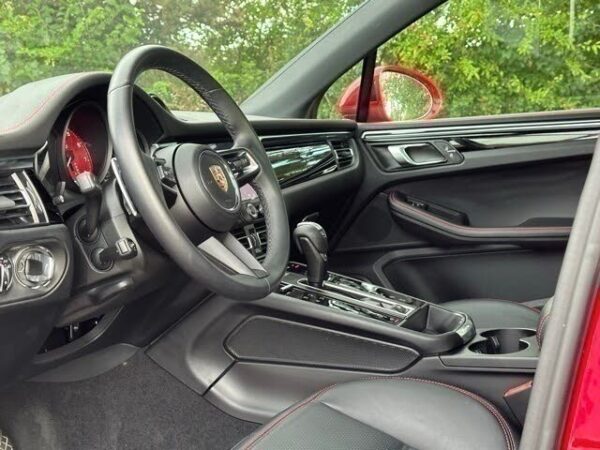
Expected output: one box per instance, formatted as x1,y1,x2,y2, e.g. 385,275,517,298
107,45,289,300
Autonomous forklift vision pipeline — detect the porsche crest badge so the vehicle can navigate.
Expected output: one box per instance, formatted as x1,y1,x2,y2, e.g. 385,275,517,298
209,164,228,192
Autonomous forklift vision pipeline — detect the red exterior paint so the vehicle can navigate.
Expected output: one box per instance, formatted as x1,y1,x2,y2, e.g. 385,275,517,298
561,285,600,449
337,65,444,122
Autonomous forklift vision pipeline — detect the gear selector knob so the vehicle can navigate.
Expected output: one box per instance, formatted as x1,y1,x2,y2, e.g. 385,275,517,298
293,222,328,288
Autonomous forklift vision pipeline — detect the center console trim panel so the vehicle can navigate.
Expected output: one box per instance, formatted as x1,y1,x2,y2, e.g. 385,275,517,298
281,262,475,348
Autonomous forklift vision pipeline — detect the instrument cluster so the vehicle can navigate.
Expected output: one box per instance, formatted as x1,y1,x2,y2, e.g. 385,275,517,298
55,102,112,189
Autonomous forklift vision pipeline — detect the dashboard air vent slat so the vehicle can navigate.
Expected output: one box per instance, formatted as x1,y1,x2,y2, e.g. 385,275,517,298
254,223,268,261
0,172,48,228
233,225,267,262
331,140,355,169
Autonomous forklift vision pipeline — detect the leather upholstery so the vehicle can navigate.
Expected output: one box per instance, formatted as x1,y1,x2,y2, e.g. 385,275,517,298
536,297,553,347
444,299,541,329
234,377,518,450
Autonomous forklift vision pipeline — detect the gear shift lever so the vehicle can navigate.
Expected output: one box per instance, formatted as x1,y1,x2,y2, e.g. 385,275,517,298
293,222,328,288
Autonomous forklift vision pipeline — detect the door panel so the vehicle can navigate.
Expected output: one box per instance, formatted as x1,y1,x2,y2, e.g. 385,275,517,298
331,114,599,304
378,248,563,303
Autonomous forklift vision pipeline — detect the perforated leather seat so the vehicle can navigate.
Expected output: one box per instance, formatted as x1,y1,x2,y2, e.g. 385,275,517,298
233,377,519,450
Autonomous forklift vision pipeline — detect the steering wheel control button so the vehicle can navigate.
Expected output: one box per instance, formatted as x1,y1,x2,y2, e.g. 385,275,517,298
15,246,55,289
0,255,13,294
242,202,260,221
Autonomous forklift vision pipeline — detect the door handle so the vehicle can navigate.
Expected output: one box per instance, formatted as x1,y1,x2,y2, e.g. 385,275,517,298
388,143,446,166
386,140,464,168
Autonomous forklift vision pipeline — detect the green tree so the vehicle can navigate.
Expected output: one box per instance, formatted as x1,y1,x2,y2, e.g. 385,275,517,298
379,0,600,118
0,0,143,94
134,0,363,109
1,0,598,119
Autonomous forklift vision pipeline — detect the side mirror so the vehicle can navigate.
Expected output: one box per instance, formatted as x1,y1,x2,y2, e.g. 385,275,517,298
338,65,443,122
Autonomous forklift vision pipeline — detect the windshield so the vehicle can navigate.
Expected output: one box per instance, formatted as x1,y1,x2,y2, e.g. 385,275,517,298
0,0,363,110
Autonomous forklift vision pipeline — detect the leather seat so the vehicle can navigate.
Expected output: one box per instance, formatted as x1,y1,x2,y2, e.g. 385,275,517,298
234,377,519,450
443,298,541,329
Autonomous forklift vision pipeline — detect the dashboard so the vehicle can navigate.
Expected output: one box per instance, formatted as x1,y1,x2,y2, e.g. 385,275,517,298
0,72,360,386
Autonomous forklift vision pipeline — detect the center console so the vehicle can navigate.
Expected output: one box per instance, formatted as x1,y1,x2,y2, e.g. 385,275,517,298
280,262,473,344
273,221,476,355
149,219,537,424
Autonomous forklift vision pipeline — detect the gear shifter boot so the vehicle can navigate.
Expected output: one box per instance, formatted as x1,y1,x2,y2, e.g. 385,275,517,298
293,222,328,288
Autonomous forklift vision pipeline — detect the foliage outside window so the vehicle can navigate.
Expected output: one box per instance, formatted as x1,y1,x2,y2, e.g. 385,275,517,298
0,0,363,111
319,0,600,121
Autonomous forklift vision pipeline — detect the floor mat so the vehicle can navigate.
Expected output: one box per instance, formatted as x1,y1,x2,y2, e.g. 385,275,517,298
0,352,257,450
0,430,14,450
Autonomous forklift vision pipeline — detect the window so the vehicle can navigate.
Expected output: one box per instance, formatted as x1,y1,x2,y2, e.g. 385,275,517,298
0,0,363,110
318,0,600,121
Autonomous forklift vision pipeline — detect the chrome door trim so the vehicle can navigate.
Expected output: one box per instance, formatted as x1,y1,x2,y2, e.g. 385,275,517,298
362,119,600,142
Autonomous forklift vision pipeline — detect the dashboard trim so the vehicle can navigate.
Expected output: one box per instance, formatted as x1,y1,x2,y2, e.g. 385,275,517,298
110,158,139,217
260,131,353,142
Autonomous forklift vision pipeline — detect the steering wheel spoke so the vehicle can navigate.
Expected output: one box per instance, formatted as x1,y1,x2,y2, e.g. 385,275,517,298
221,148,261,185
198,232,267,279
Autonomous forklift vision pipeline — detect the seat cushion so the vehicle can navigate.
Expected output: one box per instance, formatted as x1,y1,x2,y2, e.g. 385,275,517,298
234,377,518,450
443,299,540,329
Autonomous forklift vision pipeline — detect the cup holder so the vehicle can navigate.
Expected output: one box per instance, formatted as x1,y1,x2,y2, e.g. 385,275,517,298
469,329,536,355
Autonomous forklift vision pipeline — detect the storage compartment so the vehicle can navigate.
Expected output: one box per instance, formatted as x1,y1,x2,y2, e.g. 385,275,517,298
469,329,535,355
382,248,563,303
402,304,466,335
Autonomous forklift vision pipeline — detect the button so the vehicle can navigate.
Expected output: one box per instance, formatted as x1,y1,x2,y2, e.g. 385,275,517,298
246,203,259,219
15,246,55,289
447,151,464,164
0,255,13,294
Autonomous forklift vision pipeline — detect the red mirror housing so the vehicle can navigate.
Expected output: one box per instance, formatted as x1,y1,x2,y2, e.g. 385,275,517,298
338,65,444,122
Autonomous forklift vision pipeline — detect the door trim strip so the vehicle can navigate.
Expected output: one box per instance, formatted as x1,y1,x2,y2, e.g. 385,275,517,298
362,119,600,142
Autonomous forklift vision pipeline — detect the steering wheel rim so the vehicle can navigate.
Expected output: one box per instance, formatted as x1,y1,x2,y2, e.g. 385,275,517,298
107,45,289,300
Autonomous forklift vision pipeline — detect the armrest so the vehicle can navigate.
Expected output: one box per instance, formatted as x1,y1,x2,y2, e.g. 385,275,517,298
388,191,571,246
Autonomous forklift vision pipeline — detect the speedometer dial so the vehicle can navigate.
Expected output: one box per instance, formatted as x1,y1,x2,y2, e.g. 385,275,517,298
59,103,111,186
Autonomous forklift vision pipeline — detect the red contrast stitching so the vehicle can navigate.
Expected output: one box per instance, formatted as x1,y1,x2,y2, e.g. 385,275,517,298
537,314,550,348
0,73,87,134
389,192,571,237
242,376,515,450
242,385,336,450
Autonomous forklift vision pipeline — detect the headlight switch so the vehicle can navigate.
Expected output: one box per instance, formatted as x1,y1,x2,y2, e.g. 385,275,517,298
14,246,55,289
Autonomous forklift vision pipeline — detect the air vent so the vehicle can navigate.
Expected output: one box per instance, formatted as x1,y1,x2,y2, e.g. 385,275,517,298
331,140,355,169
255,223,268,260
233,224,267,261
0,172,48,228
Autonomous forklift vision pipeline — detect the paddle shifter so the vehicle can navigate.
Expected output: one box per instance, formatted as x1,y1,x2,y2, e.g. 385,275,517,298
293,222,328,288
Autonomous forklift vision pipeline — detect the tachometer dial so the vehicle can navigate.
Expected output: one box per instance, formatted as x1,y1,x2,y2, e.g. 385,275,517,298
63,129,94,179
59,103,111,187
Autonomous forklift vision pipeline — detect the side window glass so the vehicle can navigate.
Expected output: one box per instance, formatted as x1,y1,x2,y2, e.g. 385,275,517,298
317,62,362,119
319,0,600,122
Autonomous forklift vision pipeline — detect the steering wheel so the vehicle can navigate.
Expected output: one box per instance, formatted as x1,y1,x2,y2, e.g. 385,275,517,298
107,45,289,300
